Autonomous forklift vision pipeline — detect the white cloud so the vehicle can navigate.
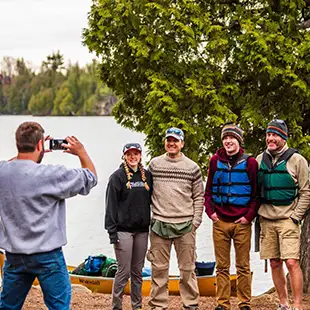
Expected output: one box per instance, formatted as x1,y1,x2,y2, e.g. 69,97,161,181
0,0,95,67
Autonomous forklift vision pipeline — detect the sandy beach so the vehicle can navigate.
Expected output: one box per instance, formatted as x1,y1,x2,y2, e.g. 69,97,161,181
21,285,310,310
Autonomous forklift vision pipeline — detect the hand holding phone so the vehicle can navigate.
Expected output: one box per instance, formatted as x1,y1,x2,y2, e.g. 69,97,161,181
49,139,68,151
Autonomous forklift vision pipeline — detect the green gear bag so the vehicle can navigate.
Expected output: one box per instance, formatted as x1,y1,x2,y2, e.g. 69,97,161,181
101,257,118,277
71,255,118,277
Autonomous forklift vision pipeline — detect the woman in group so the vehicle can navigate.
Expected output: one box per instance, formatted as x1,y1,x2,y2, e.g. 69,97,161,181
105,143,152,310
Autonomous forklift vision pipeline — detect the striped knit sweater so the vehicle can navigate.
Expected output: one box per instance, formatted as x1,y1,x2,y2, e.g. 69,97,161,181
149,153,204,227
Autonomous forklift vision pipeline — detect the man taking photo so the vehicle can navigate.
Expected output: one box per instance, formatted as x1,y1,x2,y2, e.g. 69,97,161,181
0,121,97,310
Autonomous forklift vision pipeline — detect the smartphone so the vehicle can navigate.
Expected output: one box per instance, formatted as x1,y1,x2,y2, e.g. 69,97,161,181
49,139,68,151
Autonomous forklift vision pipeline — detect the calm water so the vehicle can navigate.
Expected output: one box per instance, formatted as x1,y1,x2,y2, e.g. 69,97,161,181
0,115,273,295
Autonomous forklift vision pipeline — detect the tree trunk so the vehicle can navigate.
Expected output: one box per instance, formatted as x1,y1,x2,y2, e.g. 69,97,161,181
300,214,310,293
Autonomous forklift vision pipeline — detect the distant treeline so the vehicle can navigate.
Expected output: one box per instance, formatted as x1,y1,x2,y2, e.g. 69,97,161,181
0,52,117,116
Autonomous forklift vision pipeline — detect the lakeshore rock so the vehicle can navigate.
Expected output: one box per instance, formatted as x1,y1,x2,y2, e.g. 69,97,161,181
71,284,92,294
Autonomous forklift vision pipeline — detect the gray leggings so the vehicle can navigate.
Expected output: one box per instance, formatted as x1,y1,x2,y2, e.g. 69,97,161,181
112,231,148,310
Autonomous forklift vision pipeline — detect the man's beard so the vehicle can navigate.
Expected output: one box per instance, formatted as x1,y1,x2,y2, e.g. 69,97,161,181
37,150,44,163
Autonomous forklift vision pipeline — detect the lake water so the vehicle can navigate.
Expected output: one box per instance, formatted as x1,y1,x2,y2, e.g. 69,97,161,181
0,115,273,295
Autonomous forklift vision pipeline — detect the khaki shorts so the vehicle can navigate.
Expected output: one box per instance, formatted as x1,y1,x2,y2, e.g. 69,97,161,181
260,217,300,260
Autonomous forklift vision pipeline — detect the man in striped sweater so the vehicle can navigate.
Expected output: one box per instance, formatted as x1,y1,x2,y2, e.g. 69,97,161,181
147,127,204,310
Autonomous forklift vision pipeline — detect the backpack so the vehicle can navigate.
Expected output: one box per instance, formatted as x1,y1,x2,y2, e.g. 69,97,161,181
71,254,118,277
84,255,106,276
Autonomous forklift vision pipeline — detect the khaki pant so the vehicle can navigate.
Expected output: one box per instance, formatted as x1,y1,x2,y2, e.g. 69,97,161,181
147,230,199,309
213,220,252,309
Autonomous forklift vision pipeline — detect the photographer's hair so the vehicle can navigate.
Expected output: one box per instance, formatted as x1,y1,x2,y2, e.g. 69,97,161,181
123,159,150,191
15,122,45,153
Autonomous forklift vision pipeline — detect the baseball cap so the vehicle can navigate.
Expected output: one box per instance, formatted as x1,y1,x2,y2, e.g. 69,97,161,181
122,143,142,155
165,127,184,141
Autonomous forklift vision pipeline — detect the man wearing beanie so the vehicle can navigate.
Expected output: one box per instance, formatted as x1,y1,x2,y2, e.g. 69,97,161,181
204,123,259,310
257,119,310,310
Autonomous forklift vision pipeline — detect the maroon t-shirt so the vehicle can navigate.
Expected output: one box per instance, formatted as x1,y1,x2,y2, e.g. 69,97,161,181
204,147,259,222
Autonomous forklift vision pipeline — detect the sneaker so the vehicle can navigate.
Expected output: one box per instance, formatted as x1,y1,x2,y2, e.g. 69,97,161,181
277,305,290,310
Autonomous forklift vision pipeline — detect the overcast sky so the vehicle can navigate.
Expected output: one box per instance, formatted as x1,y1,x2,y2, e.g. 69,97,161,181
0,0,95,68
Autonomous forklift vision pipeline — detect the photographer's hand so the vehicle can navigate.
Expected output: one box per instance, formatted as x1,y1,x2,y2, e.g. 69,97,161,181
44,135,52,153
63,136,97,178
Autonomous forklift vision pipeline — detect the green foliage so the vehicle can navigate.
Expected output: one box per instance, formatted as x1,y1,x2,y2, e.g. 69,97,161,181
0,59,32,114
42,51,65,72
83,0,310,173
28,88,54,115
53,82,75,115
0,53,116,116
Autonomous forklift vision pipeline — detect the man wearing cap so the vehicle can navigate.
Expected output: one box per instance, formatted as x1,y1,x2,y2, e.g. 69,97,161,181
204,123,259,310
257,119,310,310
147,127,204,310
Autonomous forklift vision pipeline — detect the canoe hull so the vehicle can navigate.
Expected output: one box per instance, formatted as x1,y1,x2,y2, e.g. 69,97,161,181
0,253,237,297
50,272,237,297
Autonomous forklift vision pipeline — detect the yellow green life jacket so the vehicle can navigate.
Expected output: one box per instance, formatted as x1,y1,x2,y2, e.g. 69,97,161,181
258,148,298,206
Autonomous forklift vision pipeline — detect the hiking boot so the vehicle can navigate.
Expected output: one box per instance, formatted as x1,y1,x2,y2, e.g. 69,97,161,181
277,305,290,310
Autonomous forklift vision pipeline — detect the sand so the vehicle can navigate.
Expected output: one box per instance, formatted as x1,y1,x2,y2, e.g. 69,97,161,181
21,285,310,310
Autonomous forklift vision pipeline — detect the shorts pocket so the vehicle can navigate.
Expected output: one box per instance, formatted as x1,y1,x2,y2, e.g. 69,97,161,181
280,236,300,259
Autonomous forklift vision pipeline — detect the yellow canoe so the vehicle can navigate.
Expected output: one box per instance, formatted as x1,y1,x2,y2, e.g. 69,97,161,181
66,265,237,296
0,252,237,296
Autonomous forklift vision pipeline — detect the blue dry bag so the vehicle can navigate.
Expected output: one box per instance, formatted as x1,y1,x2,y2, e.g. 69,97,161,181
84,255,106,275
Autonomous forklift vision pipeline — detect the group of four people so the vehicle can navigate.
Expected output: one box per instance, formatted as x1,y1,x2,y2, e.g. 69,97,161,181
0,119,308,310
106,119,310,310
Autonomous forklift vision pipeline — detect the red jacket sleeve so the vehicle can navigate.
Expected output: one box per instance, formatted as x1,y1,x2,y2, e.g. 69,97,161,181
243,156,259,222
204,155,218,218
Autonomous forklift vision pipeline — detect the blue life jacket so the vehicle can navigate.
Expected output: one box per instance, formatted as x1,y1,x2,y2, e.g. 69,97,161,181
212,154,252,207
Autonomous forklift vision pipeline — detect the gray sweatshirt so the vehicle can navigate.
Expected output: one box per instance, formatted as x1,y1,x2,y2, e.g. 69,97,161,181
0,159,97,254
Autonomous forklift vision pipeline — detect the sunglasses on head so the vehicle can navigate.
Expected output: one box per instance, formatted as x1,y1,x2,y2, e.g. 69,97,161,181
273,119,285,124
124,143,141,149
166,128,183,136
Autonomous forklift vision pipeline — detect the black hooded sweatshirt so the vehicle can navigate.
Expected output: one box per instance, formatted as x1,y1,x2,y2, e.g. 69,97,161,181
105,164,153,242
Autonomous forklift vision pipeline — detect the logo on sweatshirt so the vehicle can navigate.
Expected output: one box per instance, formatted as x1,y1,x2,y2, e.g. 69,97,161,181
130,181,145,188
